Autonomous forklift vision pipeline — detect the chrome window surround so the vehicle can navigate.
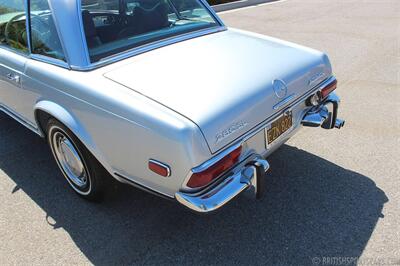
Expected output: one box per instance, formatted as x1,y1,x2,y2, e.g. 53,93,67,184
74,0,226,71
180,76,337,192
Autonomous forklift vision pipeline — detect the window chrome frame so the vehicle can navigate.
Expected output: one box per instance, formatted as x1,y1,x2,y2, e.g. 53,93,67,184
74,0,226,71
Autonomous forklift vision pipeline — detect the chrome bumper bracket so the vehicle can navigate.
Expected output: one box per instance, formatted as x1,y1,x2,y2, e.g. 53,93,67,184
247,159,268,199
302,92,345,130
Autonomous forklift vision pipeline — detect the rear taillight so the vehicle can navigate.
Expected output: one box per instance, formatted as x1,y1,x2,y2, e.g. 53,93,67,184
186,146,242,188
321,79,337,99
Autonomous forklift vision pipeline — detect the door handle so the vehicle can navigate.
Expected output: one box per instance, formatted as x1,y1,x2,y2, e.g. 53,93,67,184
6,73,20,84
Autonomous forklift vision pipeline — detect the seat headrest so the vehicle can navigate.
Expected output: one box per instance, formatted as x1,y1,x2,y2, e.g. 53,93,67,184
82,10,96,38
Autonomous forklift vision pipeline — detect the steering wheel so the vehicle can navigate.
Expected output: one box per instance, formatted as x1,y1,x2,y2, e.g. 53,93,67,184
5,13,48,51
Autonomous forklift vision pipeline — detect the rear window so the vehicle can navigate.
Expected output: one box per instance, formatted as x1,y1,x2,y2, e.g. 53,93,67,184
81,0,220,63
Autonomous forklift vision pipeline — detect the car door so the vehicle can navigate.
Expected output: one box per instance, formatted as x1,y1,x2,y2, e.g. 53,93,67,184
0,0,30,122
1,0,68,127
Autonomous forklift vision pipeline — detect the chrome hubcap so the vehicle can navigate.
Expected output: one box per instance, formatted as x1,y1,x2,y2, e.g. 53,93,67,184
53,132,87,188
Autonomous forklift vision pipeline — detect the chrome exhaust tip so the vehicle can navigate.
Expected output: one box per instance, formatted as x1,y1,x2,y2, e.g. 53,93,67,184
301,106,329,127
301,114,324,127
335,119,345,129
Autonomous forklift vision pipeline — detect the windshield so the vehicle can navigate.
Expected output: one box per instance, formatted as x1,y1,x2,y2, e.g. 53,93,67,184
81,0,220,63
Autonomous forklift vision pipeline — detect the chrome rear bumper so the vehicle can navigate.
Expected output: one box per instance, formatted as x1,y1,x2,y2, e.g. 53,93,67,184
301,92,345,129
175,157,269,213
176,92,344,213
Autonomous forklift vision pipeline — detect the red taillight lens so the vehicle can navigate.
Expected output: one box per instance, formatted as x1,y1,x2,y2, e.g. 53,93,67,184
187,146,242,188
321,79,337,99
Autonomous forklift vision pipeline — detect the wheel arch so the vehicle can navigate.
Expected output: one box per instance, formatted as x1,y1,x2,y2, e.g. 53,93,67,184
34,100,114,176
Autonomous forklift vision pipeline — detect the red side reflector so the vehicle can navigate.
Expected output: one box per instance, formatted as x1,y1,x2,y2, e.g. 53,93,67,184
321,79,337,99
148,160,170,177
187,146,242,188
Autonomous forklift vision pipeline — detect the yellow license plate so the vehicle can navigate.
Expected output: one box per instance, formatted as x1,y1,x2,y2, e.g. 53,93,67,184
266,112,293,145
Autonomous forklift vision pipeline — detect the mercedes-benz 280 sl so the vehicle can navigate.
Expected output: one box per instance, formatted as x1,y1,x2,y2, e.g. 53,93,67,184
0,0,344,213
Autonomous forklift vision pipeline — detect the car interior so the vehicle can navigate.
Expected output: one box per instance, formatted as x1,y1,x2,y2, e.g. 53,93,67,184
0,13,29,52
80,0,218,62
0,11,65,60
0,0,217,63
82,0,174,48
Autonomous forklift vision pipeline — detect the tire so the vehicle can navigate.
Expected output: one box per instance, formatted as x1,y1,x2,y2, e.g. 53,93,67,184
46,119,106,201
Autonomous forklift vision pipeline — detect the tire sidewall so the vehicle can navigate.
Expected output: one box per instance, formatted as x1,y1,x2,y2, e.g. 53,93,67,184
47,121,93,196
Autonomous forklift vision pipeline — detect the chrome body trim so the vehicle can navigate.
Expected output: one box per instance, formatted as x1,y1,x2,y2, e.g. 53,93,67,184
0,45,29,58
0,104,41,135
192,142,242,174
114,172,174,199
273,93,296,110
0,47,69,70
30,54,70,69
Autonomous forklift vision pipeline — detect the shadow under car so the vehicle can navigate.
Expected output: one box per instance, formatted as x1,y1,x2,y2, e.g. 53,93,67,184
0,112,388,265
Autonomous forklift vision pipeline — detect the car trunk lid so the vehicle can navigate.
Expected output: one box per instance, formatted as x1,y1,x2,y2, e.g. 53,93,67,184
104,29,332,153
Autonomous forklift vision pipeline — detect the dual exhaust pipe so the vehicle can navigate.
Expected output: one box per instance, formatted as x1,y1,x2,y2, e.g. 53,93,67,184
334,119,345,129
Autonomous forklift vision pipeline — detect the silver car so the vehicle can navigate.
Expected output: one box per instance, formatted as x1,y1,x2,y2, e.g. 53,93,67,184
0,0,344,213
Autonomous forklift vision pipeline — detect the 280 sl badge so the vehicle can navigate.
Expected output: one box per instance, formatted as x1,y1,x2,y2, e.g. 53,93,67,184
308,72,325,87
215,121,248,144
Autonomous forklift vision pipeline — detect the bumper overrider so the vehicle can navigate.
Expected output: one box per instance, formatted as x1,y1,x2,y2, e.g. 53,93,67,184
176,91,344,213
176,156,269,213
301,92,345,129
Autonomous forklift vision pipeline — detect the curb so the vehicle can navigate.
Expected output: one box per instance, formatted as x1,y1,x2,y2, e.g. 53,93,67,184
212,0,279,12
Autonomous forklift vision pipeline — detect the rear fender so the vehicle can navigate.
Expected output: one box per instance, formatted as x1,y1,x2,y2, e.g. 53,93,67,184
34,100,113,174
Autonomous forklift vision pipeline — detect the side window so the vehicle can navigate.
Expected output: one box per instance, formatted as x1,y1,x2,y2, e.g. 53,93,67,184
30,0,66,61
0,0,29,53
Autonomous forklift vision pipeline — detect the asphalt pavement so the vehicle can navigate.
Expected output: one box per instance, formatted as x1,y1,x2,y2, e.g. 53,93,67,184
1,0,399,265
